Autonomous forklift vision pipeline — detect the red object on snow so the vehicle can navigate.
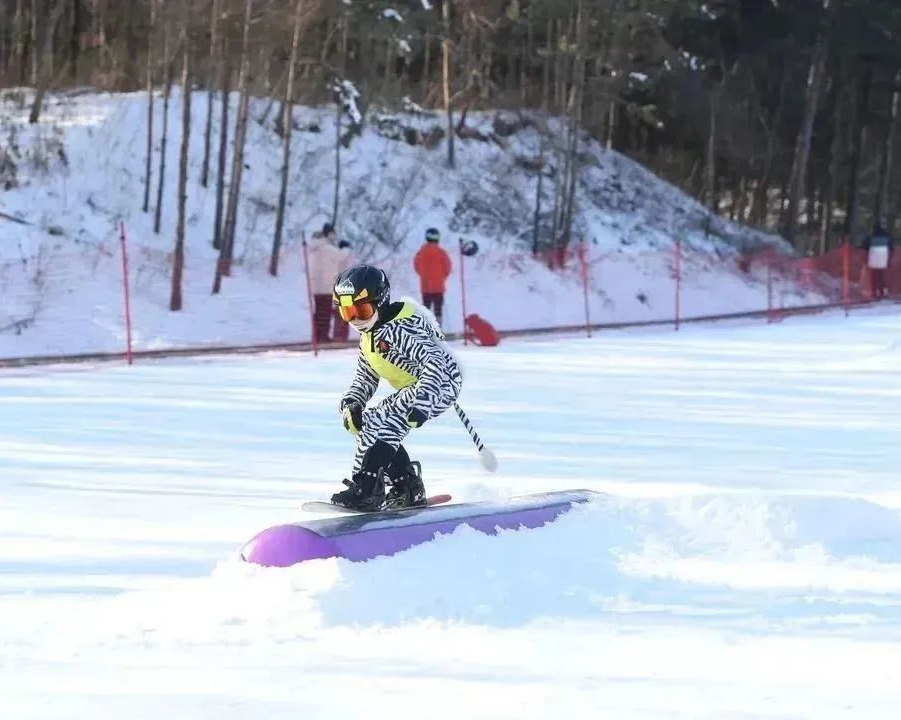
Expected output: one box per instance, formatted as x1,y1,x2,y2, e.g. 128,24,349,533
465,314,500,347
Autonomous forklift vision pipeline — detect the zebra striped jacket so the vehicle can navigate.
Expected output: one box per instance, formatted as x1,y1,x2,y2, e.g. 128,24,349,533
341,301,462,418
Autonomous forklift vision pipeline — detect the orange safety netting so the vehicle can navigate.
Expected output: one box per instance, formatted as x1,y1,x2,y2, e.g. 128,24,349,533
1,230,898,364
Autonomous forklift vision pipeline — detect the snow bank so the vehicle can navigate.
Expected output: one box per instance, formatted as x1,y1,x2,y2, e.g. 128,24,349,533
0,89,823,359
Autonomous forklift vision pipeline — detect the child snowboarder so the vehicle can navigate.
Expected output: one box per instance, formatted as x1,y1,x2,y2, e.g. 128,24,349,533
330,264,463,510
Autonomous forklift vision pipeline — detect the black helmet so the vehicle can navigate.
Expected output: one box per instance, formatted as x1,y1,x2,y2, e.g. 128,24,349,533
425,227,441,243
332,264,390,313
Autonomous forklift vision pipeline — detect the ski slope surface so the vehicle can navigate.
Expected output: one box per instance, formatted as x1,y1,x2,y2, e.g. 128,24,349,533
2,309,901,719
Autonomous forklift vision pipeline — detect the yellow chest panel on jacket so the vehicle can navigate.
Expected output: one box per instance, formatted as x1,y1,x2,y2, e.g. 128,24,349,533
360,303,419,390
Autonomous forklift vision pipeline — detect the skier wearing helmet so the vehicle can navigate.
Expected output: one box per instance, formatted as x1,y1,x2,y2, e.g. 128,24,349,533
330,264,462,510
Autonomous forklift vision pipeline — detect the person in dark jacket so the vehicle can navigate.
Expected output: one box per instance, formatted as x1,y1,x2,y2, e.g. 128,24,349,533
864,223,895,299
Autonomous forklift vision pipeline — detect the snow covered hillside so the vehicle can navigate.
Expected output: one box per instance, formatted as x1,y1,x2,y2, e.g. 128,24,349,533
0,88,823,359
2,309,901,718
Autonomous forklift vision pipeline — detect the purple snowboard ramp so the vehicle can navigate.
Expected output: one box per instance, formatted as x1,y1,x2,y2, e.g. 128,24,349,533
241,489,601,567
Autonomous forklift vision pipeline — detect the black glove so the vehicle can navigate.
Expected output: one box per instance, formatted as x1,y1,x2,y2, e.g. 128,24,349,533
342,402,364,435
406,407,428,428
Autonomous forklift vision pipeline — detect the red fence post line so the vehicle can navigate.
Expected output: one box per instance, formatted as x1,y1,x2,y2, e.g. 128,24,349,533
459,238,469,346
766,253,774,323
842,238,850,316
674,237,682,331
119,221,134,365
301,234,319,356
578,238,591,338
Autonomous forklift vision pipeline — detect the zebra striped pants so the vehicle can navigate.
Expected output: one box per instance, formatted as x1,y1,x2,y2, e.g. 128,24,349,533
352,383,459,475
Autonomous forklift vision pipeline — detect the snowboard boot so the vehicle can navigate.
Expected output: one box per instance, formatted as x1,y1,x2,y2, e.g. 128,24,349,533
385,453,427,509
332,440,396,511
330,469,386,511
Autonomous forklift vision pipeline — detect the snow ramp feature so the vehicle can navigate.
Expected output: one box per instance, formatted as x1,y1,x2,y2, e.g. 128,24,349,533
252,492,901,630
235,490,901,624
240,490,599,567
15,491,901,646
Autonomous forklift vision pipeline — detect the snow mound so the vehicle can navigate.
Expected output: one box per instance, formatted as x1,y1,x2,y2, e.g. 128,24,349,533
13,492,900,657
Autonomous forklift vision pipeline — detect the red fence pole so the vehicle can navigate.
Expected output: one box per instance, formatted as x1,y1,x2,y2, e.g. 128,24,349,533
301,234,319,356
674,237,682,331
579,239,591,338
766,254,774,323
459,238,469,346
119,221,134,365
842,238,850,316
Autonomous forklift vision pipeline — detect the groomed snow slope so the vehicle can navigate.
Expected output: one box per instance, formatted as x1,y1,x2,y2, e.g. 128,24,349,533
2,308,901,719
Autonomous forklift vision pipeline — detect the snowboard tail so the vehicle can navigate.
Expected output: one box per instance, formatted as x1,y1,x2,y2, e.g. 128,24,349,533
302,494,452,515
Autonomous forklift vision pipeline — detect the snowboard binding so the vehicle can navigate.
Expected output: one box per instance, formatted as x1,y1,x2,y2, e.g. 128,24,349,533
384,460,426,509
331,442,427,512
331,470,386,512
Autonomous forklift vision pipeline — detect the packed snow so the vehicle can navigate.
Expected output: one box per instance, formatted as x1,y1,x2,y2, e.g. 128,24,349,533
2,83,893,715
0,89,824,361
2,307,901,719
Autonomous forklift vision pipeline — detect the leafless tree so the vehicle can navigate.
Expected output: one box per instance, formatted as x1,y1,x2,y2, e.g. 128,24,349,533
782,0,840,244
442,0,454,168
27,0,68,124
143,0,157,214
171,0,192,312
154,15,173,235
214,0,252,294
200,0,220,189
270,0,305,277
212,40,230,252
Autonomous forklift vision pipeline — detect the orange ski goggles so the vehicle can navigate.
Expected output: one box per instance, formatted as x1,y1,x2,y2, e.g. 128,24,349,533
337,301,376,323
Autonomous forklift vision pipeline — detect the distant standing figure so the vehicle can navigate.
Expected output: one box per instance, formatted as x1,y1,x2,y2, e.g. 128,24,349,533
308,223,354,342
864,223,895,300
413,227,452,326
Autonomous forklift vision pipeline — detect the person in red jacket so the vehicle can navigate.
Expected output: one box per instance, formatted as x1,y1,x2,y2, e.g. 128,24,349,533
413,227,452,326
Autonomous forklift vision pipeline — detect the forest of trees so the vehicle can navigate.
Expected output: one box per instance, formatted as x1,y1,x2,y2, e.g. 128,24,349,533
2,0,901,273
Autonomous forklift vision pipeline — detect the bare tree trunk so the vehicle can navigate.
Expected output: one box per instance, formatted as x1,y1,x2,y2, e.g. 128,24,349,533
69,0,80,81
331,12,348,226
782,0,838,245
605,102,616,149
819,70,844,254
120,0,137,89
215,0,252,291
270,0,303,278
333,97,341,224
875,71,901,223
532,118,546,255
201,0,220,189
442,0,454,168
844,58,872,242
541,17,551,112
750,57,788,227
553,19,564,113
521,18,531,106
154,20,172,235
421,31,431,101
0,3,7,83
562,0,586,247
30,0,39,86
704,87,719,209
27,0,68,124
171,2,192,313
212,42,230,252
551,19,569,247
143,0,156,213
15,0,26,84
